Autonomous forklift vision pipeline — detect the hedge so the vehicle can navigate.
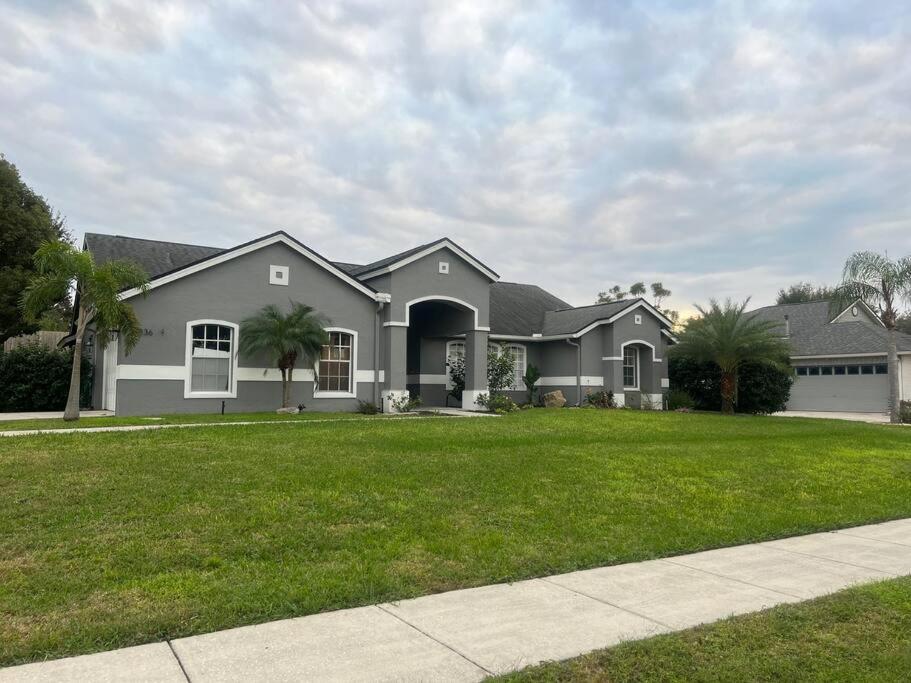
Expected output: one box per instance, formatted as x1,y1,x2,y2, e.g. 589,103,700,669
0,344,93,412
668,356,793,414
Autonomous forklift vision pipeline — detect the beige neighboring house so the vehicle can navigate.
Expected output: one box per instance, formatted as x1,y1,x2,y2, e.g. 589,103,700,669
3,330,67,352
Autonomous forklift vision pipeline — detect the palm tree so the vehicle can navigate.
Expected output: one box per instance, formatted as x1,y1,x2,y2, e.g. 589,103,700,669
21,240,149,420
834,252,911,424
671,299,790,415
239,302,329,409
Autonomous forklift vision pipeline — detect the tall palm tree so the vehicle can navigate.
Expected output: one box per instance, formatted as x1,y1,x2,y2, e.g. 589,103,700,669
239,302,329,409
21,240,149,420
671,299,791,415
834,251,911,424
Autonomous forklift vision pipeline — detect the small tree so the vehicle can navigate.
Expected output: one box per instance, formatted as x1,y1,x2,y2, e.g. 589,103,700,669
239,302,329,409
487,344,516,394
522,364,541,405
447,355,465,405
670,298,790,415
21,240,149,420
833,251,911,424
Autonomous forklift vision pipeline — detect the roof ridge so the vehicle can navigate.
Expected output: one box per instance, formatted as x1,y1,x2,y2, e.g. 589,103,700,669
85,232,222,252
548,298,638,313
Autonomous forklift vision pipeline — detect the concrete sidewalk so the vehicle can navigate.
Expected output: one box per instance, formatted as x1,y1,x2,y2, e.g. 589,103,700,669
2,519,909,682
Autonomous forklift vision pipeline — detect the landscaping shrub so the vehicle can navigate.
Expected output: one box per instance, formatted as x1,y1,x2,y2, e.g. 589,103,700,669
901,400,911,424
584,390,616,408
667,389,695,410
668,356,792,414
356,400,378,415
475,393,518,413
0,344,92,411
390,393,422,413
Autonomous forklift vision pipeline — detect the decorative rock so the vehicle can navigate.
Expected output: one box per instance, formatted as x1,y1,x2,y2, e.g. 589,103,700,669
276,407,299,414
543,390,567,408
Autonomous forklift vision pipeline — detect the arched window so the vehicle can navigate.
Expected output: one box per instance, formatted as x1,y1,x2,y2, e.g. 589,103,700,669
185,320,237,398
317,330,355,394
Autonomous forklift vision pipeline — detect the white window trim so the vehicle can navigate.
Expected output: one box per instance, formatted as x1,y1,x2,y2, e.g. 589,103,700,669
505,343,527,391
184,319,239,399
622,346,640,390
384,295,489,332
445,340,466,390
314,327,358,398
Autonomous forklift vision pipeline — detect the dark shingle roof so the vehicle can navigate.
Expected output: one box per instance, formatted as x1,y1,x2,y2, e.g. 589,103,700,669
542,299,638,336
489,282,570,336
748,300,911,356
84,233,224,279
348,239,445,277
331,261,364,275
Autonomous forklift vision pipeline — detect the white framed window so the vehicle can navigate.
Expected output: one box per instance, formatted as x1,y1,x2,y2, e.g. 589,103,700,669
269,264,289,286
505,343,526,390
315,328,357,397
446,340,465,389
623,346,639,389
439,261,450,274
634,314,642,325
185,320,238,398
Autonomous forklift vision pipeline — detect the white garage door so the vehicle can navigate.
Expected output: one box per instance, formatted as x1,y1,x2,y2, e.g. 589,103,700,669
788,362,890,413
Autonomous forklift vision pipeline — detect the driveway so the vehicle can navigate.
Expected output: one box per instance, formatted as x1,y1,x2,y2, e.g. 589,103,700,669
774,410,891,424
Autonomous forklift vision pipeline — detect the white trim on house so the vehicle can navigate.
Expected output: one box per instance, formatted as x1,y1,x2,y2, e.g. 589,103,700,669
660,329,678,342
357,239,500,281
313,327,358,399
120,232,380,301
384,296,487,331
572,300,675,337
790,352,905,360
119,364,185,380
619,339,662,362
114,366,384,383
536,376,603,387
407,374,449,385
101,335,119,411
184,320,239,399
829,299,885,327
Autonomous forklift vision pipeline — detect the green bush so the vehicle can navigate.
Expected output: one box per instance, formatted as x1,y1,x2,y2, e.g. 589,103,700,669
667,389,695,410
0,344,92,411
356,400,379,415
390,393,422,413
668,356,792,415
584,390,616,408
901,401,911,424
476,393,518,414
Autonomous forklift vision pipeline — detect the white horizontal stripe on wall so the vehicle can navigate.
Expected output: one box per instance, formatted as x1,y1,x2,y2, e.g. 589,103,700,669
536,376,603,387
406,374,448,385
116,365,383,383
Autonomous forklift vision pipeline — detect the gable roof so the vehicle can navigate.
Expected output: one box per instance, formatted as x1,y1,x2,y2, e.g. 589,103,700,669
352,238,499,281
540,298,675,336
86,231,380,300
84,233,225,279
489,282,571,336
747,300,911,356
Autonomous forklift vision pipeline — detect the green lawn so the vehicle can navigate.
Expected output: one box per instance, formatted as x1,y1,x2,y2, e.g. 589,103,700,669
0,410,379,432
1,410,910,666
497,576,911,682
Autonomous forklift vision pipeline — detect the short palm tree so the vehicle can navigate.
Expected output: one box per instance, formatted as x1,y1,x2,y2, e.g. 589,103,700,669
833,251,911,423
21,240,149,420
239,302,329,409
671,299,791,415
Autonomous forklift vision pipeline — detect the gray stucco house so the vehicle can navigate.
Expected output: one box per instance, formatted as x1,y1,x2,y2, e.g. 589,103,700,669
83,231,675,416
749,300,911,412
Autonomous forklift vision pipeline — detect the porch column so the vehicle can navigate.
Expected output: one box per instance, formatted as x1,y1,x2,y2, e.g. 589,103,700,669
462,329,489,410
382,325,409,412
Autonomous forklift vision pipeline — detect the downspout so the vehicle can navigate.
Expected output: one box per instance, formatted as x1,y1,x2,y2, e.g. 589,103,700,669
374,300,385,407
566,338,581,406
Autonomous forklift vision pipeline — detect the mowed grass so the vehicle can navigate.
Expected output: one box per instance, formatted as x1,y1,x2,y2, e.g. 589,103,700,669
1,410,911,665
497,576,911,682
0,410,375,432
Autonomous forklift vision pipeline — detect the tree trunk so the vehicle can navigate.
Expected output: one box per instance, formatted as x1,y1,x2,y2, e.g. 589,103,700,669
720,370,736,415
63,306,86,421
279,367,288,408
888,329,901,424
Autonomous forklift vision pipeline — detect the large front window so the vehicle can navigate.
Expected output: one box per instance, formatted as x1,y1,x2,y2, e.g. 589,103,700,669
505,344,526,390
623,346,638,388
318,331,353,393
189,323,234,394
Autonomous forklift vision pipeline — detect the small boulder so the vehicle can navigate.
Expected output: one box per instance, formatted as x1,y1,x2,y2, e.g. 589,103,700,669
543,390,567,408
276,406,299,414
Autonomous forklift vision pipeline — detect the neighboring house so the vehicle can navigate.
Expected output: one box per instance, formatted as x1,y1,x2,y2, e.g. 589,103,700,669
749,300,911,413
81,231,675,416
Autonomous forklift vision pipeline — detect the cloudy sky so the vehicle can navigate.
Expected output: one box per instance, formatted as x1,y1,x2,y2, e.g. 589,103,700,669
2,1,909,312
